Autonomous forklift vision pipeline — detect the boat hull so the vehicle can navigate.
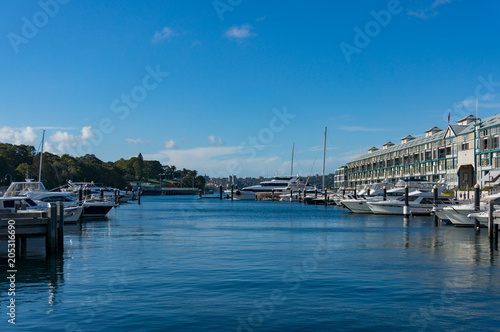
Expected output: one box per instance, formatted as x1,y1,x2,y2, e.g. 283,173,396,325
342,199,373,213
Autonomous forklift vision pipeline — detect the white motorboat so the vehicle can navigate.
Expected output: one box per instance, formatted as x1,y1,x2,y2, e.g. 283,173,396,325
340,182,393,213
467,212,489,225
3,180,114,219
63,180,134,203
440,192,500,227
367,190,460,215
224,175,309,201
0,195,83,223
341,179,440,214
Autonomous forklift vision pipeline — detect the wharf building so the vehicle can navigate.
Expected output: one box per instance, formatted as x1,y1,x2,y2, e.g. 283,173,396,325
345,114,500,190
334,167,347,189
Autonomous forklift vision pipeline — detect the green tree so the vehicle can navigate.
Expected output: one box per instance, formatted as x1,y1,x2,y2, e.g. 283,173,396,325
133,153,144,180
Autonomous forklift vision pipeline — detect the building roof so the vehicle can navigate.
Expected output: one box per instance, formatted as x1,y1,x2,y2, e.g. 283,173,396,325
425,126,442,133
401,135,416,140
349,113,500,163
458,115,479,122
383,141,395,146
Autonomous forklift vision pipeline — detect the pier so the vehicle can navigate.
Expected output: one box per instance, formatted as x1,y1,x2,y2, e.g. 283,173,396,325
0,202,65,258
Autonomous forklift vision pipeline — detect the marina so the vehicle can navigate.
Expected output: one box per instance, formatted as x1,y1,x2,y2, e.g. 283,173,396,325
1,195,499,331
3,1,500,330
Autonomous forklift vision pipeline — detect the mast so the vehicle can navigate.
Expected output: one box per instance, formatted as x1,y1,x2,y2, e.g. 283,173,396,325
322,127,327,190
38,129,46,183
291,143,295,176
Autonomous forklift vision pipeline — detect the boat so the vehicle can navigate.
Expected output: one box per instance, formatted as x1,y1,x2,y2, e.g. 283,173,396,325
340,181,393,213
0,195,83,223
62,180,135,203
3,180,114,219
224,175,309,200
439,192,500,227
367,189,460,215
341,179,440,213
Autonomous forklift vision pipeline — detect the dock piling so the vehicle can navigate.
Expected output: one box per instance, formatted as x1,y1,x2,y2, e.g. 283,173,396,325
219,186,223,200
231,185,234,201
383,186,387,201
57,201,64,253
433,185,438,225
474,184,481,231
46,204,58,257
489,201,494,238
403,185,410,217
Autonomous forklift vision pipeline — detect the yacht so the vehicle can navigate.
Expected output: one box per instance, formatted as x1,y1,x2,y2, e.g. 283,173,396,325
439,192,500,227
367,190,460,215
341,179,441,214
62,180,135,203
0,195,83,223
3,181,114,219
340,182,393,213
224,176,308,200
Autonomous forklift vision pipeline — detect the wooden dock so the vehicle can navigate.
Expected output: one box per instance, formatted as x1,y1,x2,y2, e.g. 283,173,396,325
0,202,64,258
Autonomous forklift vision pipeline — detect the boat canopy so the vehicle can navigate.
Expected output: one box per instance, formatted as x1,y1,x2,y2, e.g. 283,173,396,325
3,181,47,197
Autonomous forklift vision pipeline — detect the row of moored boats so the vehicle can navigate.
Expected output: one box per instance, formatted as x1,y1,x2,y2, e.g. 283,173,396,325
0,180,136,223
223,176,496,227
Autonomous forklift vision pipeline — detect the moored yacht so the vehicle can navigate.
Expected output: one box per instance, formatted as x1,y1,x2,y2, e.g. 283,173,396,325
340,182,393,213
440,192,500,227
367,190,459,215
224,175,308,201
3,180,115,219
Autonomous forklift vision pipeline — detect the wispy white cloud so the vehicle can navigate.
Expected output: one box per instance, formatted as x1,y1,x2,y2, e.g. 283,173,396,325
126,138,147,145
339,126,384,132
408,0,454,19
152,27,175,43
192,40,202,47
225,24,256,39
144,145,290,178
256,16,266,22
164,139,178,149
431,0,452,9
207,135,224,146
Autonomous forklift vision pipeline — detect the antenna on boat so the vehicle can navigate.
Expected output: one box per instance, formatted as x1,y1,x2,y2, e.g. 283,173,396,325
38,129,46,183
291,143,295,176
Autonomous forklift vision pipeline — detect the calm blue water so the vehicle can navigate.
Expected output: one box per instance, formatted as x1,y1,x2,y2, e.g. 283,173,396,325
1,196,500,331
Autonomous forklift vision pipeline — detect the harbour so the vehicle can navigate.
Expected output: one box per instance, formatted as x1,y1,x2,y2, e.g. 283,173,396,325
1,195,499,331
4,1,500,330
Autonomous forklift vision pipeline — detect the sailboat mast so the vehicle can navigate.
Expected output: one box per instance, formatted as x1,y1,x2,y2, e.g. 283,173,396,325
291,143,295,176
322,127,327,190
38,129,45,183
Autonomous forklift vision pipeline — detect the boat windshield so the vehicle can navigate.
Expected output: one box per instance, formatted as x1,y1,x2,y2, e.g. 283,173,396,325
4,181,47,197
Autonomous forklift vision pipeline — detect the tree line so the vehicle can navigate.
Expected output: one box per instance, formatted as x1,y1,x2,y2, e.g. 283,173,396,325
0,143,205,190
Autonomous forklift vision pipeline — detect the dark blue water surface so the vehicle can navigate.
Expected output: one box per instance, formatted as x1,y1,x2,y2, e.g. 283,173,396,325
1,196,500,331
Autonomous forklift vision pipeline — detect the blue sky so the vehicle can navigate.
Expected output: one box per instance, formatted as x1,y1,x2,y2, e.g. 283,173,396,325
2,0,500,178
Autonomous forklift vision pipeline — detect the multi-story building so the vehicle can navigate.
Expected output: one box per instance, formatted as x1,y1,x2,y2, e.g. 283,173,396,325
334,167,347,189
345,114,500,189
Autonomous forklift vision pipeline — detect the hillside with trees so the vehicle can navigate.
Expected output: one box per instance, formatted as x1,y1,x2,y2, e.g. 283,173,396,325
0,143,204,190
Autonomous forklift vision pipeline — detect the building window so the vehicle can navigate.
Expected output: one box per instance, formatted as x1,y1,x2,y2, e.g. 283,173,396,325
482,138,489,151
492,136,499,149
